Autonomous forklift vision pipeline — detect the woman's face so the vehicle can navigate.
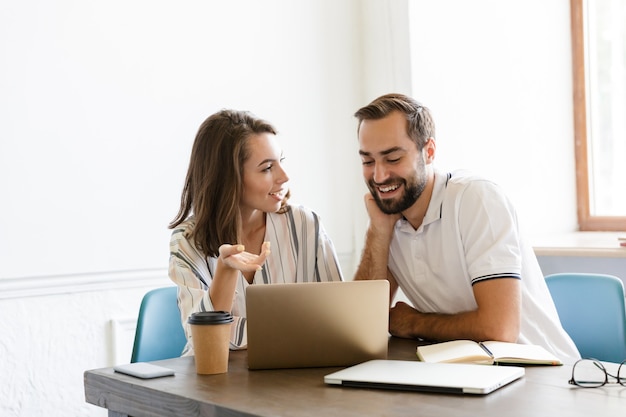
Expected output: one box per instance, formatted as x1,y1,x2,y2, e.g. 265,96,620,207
240,133,289,214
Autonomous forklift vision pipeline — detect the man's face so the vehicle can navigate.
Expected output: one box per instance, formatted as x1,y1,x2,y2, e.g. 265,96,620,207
358,111,428,214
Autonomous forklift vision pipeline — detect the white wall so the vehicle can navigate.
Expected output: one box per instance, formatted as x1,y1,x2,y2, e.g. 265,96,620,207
0,0,365,279
0,1,577,416
408,0,577,236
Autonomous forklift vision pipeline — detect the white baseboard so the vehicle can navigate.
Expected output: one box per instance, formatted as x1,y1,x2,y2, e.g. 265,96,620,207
0,268,170,300
0,251,355,300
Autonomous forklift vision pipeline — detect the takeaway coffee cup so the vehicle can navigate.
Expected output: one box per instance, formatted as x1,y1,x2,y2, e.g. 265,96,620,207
188,311,234,374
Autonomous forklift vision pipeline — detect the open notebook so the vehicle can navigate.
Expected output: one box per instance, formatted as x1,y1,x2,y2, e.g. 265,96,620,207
246,280,389,370
324,359,525,395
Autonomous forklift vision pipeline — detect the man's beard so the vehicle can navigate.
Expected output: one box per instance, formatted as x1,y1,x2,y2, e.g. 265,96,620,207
368,161,428,215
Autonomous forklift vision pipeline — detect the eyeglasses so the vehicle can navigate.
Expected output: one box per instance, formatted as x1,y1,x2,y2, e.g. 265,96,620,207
569,358,626,388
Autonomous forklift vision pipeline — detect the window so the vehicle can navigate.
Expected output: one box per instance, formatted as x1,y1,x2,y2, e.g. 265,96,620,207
572,0,626,230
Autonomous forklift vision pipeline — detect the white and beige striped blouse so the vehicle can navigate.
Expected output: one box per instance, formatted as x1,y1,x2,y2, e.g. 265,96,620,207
169,205,344,355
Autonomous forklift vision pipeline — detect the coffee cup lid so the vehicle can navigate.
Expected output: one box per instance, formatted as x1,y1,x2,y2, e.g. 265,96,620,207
188,311,234,325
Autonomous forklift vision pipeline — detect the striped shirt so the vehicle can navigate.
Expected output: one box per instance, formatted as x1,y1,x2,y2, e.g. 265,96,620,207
169,205,343,355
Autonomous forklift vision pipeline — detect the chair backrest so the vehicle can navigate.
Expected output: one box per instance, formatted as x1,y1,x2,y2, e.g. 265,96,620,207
545,272,626,363
130,286,187,363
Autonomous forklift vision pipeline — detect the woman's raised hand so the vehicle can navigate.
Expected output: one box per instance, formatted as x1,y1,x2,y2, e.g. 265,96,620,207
218,241,271,272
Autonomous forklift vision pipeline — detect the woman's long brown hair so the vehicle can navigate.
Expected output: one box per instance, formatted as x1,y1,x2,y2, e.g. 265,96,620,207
169,109,289,257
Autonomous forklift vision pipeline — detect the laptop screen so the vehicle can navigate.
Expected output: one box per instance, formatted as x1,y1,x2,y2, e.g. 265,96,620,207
246,280,390,370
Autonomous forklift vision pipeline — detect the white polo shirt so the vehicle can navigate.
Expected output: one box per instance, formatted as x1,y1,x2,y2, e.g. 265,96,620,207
388,169,580,362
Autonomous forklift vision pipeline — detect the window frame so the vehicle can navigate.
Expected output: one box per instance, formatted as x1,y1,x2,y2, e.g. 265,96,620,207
571,0,626,231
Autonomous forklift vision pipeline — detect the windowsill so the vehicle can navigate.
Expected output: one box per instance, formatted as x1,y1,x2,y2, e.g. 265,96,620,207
532,232,626,258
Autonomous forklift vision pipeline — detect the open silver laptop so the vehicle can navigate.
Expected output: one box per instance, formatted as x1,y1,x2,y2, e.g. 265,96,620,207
324,359,525,395
246,280,390,370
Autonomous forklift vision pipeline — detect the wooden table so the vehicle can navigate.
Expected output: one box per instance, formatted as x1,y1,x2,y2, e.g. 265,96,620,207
84,337,626,417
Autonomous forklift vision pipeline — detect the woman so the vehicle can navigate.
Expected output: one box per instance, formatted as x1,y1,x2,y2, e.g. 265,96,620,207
169,109,343,354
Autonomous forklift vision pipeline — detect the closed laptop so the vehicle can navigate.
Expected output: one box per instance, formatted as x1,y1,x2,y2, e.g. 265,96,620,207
324,359,525,395
246,280,390,370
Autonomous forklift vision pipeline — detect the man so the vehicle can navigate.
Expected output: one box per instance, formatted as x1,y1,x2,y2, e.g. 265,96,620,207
353,93,580,361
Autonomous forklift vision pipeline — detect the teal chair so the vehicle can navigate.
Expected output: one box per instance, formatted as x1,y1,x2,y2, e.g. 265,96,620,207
130,286,187,363
545,273,626,363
